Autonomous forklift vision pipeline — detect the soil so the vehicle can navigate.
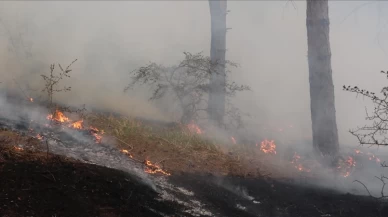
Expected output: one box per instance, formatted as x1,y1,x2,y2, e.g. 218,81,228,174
0,106,387,217
1,141,388,217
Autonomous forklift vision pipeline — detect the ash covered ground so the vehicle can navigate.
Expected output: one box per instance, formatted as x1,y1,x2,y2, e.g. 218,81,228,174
0,98,387,217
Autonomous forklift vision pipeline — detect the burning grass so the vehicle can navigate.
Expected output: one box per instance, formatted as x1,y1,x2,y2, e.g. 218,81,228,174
81,113,385,179
84,113,273,177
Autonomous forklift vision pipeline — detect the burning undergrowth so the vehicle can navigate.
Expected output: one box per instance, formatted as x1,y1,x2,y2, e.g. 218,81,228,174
0,99,165,189
1,81,387,201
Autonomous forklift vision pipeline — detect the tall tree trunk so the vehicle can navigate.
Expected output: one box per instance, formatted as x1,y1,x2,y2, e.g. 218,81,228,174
306,0,339,157
208,0,227,126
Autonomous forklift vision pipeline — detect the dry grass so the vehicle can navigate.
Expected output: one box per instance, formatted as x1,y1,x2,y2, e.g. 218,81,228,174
84,113,274,177
0,112,281,178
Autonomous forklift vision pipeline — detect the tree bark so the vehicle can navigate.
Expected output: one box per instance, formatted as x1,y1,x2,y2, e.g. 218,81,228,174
208,0,227,126
306,0,339,157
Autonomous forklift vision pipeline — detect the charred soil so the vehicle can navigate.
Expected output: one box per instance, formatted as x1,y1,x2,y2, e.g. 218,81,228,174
0,123,388,217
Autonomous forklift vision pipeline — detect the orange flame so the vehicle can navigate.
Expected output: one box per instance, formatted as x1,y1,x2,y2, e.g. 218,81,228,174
259,139,276,155
355,149,363,154
47,110,70,123
354,149,381,164
121,149,133,158
36,134,43,140
29,98,33,102
90,127,104,143
14,146,23,151
367,153,381,163
337,156,356,177
290,152,311,172
144,160,171,176
231,136,236,144
187,122,202,135
70,120,83,129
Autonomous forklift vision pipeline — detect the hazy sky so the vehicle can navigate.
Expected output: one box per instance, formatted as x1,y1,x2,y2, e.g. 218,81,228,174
1,1,388,150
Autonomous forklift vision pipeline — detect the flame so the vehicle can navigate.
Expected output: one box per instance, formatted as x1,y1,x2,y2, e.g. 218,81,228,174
367,153,381,163
70,120,83,129
36,134,43,140
144,160,171,176
354,149,381,164
14,146,23,151
290,152,311,172
337,156,356,177
231,136,236,144
46,110,103,143
29,98,33,102
90,127,104,143
259,139,277,155
121,149,133,158
355,149,363,154
187,122,203,135
47,110,70,123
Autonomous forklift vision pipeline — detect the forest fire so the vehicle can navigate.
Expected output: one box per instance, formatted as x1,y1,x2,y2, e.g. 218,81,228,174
259,139,277,155
144,160,171,176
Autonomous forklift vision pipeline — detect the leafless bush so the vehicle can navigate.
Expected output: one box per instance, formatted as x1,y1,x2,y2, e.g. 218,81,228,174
40,59,86,118
344,70,388,198
124,52,250,127
343,70,388,146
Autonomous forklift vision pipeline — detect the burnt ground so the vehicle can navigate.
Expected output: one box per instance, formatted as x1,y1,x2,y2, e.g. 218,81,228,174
0,100,387,217
1,144,388,217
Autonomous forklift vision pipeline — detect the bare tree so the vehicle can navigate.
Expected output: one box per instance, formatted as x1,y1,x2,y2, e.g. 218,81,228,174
124,52,249,126
306,0,339,158
344,71,388,146
344,71,388,199
208,0,228,126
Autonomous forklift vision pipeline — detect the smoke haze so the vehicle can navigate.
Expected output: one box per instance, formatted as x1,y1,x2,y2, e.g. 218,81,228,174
0,1,388,155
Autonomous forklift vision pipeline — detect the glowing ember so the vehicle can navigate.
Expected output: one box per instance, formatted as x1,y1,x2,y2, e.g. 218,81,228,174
14,146,23,151
337,156,356,177
367,153,381,164
290,152,311,172
354,149,381,164
36,134,43,140
187,122,203,135
144,160,171,176
259,139,276,155
231,137,237,144
69,120,83,129
354,149,363,154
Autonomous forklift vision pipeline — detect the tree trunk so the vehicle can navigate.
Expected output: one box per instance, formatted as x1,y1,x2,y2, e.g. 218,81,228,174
306,0,339,157
208,0,227,126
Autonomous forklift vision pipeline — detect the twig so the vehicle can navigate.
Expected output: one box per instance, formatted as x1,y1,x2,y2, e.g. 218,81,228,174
353,180,374,197
12,78,31,101
353,178,388,199
113,136,133,151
